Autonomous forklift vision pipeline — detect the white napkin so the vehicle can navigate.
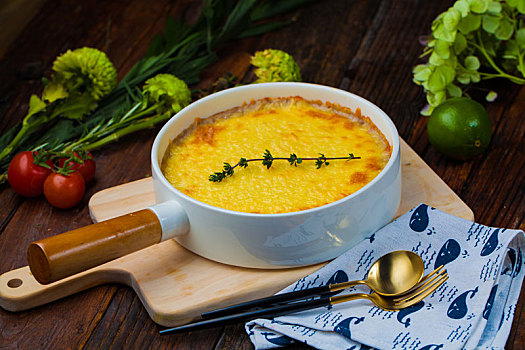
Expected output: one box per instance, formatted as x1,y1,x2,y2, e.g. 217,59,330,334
246,204,525,350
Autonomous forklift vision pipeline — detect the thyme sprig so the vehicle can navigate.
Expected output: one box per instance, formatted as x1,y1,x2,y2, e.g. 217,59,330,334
209,149,360,182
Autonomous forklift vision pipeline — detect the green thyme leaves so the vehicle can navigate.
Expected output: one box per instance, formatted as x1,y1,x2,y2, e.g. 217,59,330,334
262,149,274,169
209,150,360,182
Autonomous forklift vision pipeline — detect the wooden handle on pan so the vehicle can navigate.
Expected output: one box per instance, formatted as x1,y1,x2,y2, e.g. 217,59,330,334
27,209,162,285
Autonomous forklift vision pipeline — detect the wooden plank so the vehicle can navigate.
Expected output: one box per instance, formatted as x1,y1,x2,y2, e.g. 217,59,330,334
0,0,46,58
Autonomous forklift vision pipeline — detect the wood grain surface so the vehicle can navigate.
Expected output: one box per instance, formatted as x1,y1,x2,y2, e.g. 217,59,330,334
0,0,523,349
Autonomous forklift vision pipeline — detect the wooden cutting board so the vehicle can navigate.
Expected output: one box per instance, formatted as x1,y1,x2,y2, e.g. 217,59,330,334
0,139,473,327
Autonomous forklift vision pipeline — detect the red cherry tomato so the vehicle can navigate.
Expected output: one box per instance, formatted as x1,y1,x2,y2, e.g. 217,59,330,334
59,152,96,182
7,151,53,197
43,171,86,209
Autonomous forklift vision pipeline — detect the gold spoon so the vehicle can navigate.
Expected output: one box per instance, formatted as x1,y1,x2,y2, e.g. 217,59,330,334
353,250,425,296
201,250,425,319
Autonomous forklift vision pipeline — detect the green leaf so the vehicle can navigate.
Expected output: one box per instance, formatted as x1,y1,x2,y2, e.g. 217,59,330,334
433,21,457,42
469,0,489,13
427,90,446,107
428,64,455,90
238,157,248,168
454,32,468,54
435,40,451,59
440,64,456,83
0,124,22,156
262,149,274,169
429,50,445,66
509,0,525,13
487,1,502,14
503,40,519,59
444,8,461,31
470,70,481,83
457,72,471,85
27,95,47,119
165,16,181,48
447,83,463,97
214,0,258,46
144,34,165,58
453,0,470,17
517,28,525,49
458,13,481,33
53,94,97,120
495,18,514,40
481,31,498,56
42,82,68,103
482,14,500,33
413,64,432,82
34,119,80,148
464,55,480,70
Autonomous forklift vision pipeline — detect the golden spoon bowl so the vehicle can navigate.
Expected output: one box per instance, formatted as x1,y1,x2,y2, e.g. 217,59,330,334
330,250,425,296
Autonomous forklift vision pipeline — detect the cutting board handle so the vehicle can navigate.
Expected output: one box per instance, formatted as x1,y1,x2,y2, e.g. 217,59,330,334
0,266,127,312
27,201,189,285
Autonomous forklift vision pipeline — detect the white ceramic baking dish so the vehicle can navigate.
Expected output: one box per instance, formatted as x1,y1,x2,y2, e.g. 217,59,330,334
27,82,401,284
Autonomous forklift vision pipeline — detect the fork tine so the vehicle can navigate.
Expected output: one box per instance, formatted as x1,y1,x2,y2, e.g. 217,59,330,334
394,268,447,302
395,273,449,308
396,265,444,297
406,265,444,291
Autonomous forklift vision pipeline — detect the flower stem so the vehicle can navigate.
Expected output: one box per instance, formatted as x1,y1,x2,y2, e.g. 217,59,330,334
472,33,525,85
0,116,48,162
83,112,170,151
64,102,157,152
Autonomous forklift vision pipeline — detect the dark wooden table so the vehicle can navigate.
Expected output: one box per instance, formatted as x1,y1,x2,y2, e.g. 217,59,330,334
1,0,523,348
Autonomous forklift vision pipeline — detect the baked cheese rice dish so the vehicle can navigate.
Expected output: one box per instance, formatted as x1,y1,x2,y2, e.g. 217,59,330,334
161,96,391,214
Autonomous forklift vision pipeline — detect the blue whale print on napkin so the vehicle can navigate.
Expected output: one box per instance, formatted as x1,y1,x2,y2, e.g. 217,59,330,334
482,284,498,320
409,204,429,232
434,239,461,269
511,247,522,277
261,332,293,346
348,344,372,350
396,300,425,328
447,287,479,319
418,344,444,350
480,228,499,256
334,316,364,339
325,270,348,297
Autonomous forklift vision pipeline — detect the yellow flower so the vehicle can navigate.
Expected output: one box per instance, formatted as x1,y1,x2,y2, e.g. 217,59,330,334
52,47,117,101
251,49,302,83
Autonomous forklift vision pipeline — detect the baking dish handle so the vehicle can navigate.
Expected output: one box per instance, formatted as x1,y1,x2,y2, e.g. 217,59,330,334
27,201,189,285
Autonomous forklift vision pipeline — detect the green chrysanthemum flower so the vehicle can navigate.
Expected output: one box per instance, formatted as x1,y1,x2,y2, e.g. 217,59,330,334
143,74,192,116
251,49,302,83
52,47,117,101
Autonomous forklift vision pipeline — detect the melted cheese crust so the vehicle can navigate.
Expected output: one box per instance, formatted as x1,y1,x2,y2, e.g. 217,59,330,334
161,97,391,214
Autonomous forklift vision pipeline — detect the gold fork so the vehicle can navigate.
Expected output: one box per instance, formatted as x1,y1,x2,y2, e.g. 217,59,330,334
160,267,448,334
329,266,448,311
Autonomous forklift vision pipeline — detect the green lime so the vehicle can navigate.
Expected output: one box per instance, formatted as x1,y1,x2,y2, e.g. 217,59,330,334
427,97,492,160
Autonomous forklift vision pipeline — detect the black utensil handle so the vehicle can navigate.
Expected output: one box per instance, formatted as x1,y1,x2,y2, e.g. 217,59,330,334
161,296,331,335
201,285,330,319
